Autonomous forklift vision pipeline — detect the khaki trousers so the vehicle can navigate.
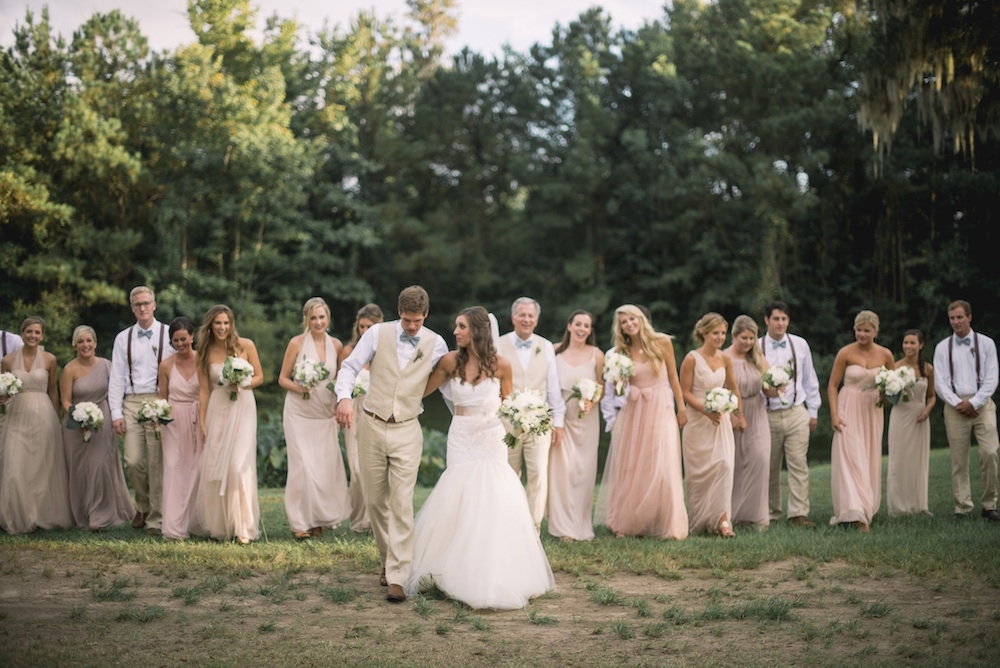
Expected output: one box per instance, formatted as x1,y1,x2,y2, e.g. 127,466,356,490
507,430,552,531
944,397,999,514
358,413,422,586
122,393,164,528
767,404,811,521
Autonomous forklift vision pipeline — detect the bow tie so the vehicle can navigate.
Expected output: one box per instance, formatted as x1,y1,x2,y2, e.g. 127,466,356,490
515,338,533,350
399,333,420,346
138,329,153,340
771,339,786,349
956,336,971,346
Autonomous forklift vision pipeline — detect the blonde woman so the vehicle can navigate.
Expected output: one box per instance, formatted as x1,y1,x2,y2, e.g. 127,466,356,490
189,305,264,544
828,310,895,532
680,313,744,537
594,305,688,539
279,297,349,539
724,315,771,528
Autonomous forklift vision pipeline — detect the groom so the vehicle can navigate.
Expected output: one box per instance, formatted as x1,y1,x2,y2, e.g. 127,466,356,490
335,286,448,602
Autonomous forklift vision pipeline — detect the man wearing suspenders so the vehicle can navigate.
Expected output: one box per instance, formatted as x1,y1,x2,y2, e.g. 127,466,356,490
108,286,175,534
761,300,822,528
933,300,1000,522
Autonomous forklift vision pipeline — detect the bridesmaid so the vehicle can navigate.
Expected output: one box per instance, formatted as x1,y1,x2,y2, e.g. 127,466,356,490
828,310,895,532
887,329,936,516
724,315,771,529
189,305,264,544
60,326,134,531
279,297,350,539
594,305,688,539
680,313,744,537
0,317,72,533
337,303,383,533
549,310,605,541
157,317,204,539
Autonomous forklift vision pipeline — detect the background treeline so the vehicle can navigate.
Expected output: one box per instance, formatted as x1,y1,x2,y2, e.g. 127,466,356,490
2,0,998,463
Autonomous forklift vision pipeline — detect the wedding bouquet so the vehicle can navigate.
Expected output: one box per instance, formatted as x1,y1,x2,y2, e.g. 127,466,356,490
872,365,916,406
0,372,22,415
292,358,330,400
761,363,793,405
69,401,104,442
704,387,739,414
350,368,371,399
137,398,173,440
498,389,554,449
569,378,603,419
603,351,636,396
220,356,254,401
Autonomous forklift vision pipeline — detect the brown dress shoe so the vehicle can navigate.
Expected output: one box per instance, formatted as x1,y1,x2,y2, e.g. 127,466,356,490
379,568,388,587
788,516,815,528
309,527,322,537
131,511,146,529
386,584,406,603
982,508,1000,523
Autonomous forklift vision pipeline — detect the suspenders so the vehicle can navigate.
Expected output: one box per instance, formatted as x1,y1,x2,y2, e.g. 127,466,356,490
762,336,798,408
127,324,166,391
948,331,981,395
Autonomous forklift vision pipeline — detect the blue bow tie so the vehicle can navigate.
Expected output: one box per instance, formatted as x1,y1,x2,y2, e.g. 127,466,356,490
771,339,786,349
138,329,153,340
399,333,420,346
956,336,971,346
515,338,533,350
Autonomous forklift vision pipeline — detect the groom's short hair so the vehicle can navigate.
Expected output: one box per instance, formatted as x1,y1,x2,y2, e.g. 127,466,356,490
398,286,430,315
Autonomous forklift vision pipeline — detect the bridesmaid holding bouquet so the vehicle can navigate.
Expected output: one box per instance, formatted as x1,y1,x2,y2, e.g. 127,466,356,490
887,329,936,516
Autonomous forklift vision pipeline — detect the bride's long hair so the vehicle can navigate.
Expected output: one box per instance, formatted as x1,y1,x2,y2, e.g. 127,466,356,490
454,306,499,384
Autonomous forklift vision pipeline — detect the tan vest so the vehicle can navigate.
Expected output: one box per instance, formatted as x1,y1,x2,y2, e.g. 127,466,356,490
364,322,436,421
499,334,552,392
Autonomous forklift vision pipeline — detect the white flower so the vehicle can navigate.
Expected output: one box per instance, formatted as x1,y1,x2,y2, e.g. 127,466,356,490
603,352,636,397
761,363,792,405
0,372,22,415
569,378,602,419
704,387,739,414
351,368,371,398
71,401,104,442
292,358,330,399
498,389,553,448
221,356,254,400
871,365,917,406
137,398,173,440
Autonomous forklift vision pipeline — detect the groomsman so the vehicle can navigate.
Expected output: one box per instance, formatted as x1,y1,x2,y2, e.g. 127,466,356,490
761,300,821,528
335,286,449,602
109,286,174,534
499,297,565,532
932,300,1000,522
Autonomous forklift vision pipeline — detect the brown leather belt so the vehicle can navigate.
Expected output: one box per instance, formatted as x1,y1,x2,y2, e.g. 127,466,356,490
362,408,415,424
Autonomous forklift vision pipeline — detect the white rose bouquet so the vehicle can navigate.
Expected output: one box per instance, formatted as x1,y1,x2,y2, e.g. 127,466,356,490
568,378,603,419
704,387,739,415
350,368,371,399
292,358,330,400
137,398,173,440
220,356,254,401
761,363,793,405
69,401,104,442
603,351,636,397
498,389,554,449
872,365,916,406
0,372,23,415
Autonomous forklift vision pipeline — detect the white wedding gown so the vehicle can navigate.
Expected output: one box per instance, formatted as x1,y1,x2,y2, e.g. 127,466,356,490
405,377,555,609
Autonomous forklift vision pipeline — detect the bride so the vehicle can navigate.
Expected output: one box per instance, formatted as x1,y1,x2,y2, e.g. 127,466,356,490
407,306,555,609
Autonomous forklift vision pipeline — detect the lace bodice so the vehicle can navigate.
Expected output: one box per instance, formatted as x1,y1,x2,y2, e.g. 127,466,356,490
447,377,505,466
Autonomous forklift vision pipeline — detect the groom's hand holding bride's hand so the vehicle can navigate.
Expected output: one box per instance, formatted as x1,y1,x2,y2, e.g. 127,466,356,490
336,398,354,428
552,426,564,447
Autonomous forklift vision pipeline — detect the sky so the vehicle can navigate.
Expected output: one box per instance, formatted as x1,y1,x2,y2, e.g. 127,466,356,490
0,1,668,56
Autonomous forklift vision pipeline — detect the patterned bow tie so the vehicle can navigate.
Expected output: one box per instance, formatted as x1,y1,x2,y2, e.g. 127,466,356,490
771,339,786,349
138,329,153,340
956,336,971,346
399,333,420,346
515,338,533,349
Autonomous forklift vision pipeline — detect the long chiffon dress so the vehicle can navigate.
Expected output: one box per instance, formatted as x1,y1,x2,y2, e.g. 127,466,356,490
406,378,554,610
0,349,72,533
161,365,204,539
886,375,930,516
547,353,600,540
595,358,688,539
343,369,370,532
730,357,770,527
62,358,134,530
682,353,736,534
283,334,350,534
189,363,260,541
830,365,883,526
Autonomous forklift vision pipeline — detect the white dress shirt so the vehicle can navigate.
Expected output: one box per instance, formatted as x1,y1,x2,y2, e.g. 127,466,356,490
504,333,566,429
933,329,999,410
108,320,175,420
1,330,24,357
760,333,821,417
